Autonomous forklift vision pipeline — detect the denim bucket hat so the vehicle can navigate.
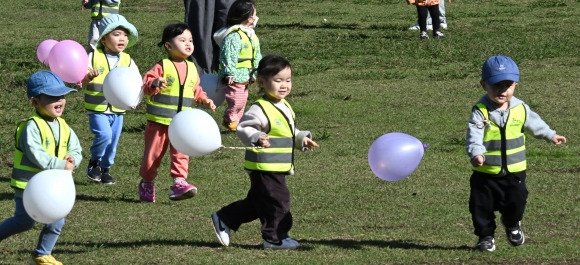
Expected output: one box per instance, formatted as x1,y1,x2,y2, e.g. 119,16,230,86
27,71,77,99
97,14,138,49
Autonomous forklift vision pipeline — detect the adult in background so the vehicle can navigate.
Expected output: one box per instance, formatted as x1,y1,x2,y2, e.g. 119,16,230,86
184,0,235,75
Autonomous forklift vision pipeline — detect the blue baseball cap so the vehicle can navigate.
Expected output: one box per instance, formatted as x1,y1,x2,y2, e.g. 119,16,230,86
27,71,77,99
481,55,519,86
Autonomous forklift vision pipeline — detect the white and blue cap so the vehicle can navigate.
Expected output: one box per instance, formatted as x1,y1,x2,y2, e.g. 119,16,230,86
481,55,519,86
27,71,77,99
97,14,138,48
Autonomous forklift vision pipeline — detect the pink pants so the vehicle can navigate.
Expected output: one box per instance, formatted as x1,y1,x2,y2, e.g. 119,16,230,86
223,83,248,123
139,121,189,182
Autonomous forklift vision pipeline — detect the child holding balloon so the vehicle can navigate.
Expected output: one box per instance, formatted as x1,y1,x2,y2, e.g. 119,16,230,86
139,22,216,202
0,71,82,265
466,55,567,252
211,55,318,249
213,0,262,132
82,14,139,185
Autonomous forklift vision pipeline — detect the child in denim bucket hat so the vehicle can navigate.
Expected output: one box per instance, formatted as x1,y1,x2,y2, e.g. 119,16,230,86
465,55,567,252
0,71,82,265
82,14,139,184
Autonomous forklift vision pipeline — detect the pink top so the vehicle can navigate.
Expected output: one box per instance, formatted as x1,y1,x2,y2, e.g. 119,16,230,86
142,61,208,103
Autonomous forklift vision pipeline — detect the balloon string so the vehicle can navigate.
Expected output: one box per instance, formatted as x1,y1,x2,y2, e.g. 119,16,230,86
219,145,263,150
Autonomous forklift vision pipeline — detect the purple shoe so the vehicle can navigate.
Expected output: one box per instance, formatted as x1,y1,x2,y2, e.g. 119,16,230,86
139,180,155,202
169,179,197,201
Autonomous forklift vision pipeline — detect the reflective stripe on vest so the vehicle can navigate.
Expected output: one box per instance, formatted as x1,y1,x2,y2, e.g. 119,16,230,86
11,114,70,189
244,98,295,172
85,48,131,113
91,1,120,18
472,103,527,175
145,59,198,125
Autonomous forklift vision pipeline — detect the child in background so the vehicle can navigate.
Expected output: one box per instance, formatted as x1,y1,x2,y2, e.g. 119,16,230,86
82,14,139,185
213,0,262,132
139,23,216,202
0,71,82,265
466,55,566,252
410,0,444,39
82,0,121,53
211,55,319,250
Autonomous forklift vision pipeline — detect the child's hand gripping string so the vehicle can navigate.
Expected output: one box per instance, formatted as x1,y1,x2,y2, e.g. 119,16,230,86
257,134,270,147
82,68,100,84
64,155,75,172
152,77,167,90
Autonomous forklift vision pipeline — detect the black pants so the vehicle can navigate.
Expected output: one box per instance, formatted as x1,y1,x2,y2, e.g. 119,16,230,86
217,171,293,242
469,171,528,237
416,5,441,32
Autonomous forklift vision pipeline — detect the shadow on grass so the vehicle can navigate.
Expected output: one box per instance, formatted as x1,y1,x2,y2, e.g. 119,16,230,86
75,193,141,203
299,239,473,251
45,238,472,254
0,192,14,201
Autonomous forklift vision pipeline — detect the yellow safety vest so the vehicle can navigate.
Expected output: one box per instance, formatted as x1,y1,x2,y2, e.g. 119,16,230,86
219,28,259,69
244,97,295,172
473,103,527,175
91,0,120,19
85,48,131,113
11,114,70,189
145,59,198,125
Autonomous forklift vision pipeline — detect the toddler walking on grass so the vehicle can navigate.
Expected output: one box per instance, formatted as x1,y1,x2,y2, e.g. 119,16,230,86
211,55,318,250
466,55,566,252
139,22,216,202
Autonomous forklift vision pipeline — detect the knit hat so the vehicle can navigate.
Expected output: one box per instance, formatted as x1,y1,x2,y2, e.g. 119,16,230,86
481,55,519,86
27,71,77,99
97,14,138,49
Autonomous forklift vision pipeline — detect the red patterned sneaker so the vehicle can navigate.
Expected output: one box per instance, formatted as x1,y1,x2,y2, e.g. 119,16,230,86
169,179,197,201
139,180,155,202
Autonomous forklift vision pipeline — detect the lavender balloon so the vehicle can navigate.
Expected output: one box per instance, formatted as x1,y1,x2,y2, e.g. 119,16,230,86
368,132,425,182
36,39,58,65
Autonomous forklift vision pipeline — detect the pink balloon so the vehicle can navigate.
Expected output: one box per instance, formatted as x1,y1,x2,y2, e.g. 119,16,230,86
48,40,88,84
37,39,58,65
368,132,425,182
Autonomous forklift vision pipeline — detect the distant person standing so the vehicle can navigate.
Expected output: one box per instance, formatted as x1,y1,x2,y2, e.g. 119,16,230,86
183,0,235,75
408,0,445,39
408,0,448,31
82,0,121,53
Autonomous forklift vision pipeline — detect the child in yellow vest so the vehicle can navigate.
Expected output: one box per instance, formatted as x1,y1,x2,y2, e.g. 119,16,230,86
213,0,262,132
211,55,318,250
82,14,138,185
139,22,216,202
466,55,566,252
0,71,82,265
82,0,121,52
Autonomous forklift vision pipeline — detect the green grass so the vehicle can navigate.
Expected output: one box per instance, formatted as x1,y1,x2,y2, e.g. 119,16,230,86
1,0,580,264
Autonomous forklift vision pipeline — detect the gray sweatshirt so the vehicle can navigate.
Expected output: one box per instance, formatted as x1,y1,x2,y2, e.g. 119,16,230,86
465,95,556,160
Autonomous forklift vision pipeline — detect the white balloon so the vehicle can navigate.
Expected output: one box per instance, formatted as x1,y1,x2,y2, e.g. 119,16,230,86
23,169,76,224
199,74,225,108
168,109,222,157
103,67,143,110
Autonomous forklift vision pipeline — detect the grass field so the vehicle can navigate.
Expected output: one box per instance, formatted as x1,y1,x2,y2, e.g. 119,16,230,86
1,0,579,264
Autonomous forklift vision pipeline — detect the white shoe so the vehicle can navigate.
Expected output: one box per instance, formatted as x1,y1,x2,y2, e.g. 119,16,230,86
211,213,230,246
263,238,299,250
408,24,420,31
441,22,448,29
409,24,434,31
